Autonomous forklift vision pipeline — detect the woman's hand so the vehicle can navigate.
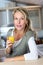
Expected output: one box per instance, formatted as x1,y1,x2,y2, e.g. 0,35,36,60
6,40,13,48
6,40,13,54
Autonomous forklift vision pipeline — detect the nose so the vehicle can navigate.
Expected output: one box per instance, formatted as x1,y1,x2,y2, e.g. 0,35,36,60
18,19,21,24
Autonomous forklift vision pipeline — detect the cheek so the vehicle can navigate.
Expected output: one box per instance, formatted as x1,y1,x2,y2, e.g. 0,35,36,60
21,20,26,26
21,22,26,29
14,20,17,26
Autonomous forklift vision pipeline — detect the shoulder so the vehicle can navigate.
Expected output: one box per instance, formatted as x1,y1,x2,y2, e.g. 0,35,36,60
26,30,34,37
25,30,34,41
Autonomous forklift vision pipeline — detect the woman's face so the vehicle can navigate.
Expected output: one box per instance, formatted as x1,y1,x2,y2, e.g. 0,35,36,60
14,11,27,31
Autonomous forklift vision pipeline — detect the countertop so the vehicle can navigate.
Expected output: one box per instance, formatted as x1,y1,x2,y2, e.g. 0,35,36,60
0,57,43,65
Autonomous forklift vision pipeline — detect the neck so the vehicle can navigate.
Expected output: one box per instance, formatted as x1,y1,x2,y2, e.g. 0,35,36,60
14,29,25,41
15,29,25,34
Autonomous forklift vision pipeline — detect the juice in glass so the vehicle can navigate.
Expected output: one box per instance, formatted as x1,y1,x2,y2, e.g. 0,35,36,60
7,36,14,44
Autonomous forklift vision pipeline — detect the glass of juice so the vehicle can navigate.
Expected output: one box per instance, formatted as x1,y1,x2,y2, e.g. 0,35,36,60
7,36,14,44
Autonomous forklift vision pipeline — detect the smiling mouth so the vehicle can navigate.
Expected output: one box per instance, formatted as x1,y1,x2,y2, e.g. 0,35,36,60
17,25,22,27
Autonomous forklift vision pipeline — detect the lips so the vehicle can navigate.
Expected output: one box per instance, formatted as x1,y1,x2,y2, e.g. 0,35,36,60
16,25,22,27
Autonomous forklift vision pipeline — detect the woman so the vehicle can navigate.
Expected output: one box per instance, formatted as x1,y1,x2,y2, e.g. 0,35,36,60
5,8,38,61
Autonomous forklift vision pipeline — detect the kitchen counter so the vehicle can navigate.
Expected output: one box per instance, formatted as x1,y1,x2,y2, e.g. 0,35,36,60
0,57,43,65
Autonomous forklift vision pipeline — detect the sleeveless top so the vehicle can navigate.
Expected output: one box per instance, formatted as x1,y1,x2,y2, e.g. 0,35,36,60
6,29,34,58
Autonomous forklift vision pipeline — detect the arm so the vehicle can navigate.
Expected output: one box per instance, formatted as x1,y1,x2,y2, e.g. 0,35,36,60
5,37,38,61
24,37,38,60
13,55,25,61
4,55,25,62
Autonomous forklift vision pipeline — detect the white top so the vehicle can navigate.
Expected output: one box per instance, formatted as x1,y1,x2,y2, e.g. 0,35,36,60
24,37,38,60
9,30,38,60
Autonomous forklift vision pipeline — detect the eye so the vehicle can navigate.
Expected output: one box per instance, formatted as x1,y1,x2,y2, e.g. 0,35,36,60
14,17,18,20
21,17,24,20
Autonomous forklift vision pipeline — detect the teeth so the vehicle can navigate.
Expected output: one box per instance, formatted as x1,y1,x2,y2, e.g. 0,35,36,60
17,25,21,27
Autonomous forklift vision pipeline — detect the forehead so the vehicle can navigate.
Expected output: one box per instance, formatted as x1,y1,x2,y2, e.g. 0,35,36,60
15,10,23,14
14,10,26,17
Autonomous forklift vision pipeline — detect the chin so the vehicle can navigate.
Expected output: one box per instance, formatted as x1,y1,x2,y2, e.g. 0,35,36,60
17,29,22,31
16,28,22,31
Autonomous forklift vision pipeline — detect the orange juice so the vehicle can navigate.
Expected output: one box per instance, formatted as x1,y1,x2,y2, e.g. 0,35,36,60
7,36,14,44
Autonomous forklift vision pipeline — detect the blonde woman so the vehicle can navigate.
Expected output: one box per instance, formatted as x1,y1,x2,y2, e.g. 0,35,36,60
5,8,38,61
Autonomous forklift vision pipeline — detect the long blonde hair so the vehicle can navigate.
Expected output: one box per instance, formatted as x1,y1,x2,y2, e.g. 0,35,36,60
13,8,31,32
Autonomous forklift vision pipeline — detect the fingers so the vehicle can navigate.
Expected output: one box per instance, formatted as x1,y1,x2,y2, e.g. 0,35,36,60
6,40,13,48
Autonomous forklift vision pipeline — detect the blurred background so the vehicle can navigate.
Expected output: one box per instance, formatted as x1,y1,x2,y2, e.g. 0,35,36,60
0,0,43,57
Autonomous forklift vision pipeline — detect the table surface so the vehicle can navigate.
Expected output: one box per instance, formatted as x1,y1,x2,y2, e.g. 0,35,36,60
0,57,43,65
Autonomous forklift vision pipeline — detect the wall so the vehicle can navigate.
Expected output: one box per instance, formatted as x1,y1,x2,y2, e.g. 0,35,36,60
41,8,43,29
0,0,16,8
0,0,16,26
